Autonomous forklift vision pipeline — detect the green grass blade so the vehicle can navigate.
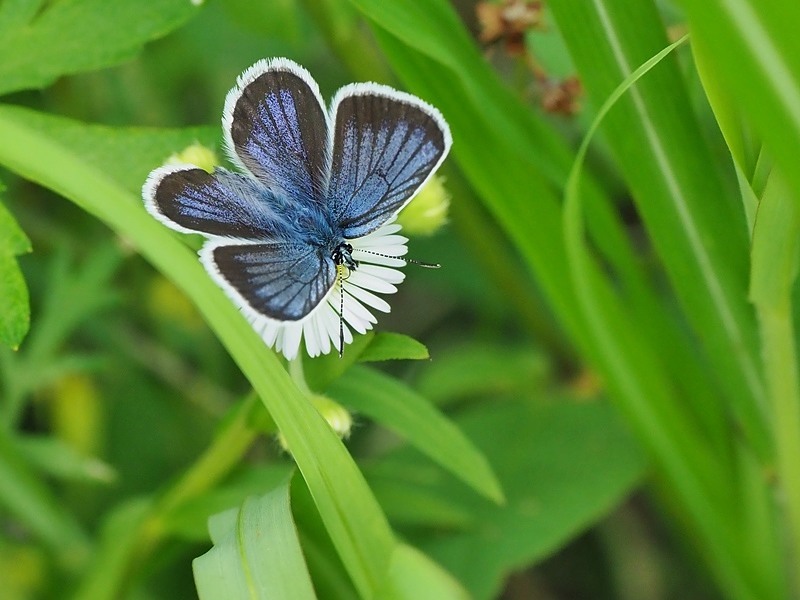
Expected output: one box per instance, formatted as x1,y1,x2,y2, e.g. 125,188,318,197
690,35,761,181
750,172,800,308
193,479,317,600
549,0,768,456
330,366,504,504
562,33,781,600
378,544,470,600
680,0,800,207
340,0,661,323
0,107,395,599
749,170,800,594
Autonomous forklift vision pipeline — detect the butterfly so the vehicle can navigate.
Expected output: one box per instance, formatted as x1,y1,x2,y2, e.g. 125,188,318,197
143,58,452,360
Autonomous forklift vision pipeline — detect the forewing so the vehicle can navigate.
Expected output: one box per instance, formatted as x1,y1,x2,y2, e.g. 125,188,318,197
144,165,291,239
202,241,335,322
327,85,451,239
223,58,330,206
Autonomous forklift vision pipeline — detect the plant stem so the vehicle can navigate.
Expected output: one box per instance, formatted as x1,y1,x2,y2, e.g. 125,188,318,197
759,303,800,595
289,357,314,396
750,169,800,596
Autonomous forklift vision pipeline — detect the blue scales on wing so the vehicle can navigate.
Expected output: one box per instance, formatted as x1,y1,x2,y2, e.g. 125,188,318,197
150,167,293,239
327,90,450,239
227,65,329,207
209,242,336,321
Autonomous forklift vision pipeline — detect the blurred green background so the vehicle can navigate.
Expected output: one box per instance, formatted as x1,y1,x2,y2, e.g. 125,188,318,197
1,0,799,598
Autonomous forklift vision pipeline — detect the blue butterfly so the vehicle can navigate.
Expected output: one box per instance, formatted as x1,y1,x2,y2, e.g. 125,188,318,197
143,58,451,360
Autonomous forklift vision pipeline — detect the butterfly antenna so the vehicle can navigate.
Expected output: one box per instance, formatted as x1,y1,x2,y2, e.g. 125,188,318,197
356,248,441,269
338,269,345,358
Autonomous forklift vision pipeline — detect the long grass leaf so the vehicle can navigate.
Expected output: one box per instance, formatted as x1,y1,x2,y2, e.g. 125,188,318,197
330,366,504,504
680,0,800,207
549,0,768,456
749,170,800,594
563,33,780,600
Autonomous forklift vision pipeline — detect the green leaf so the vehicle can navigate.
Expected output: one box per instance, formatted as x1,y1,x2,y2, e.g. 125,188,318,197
0,198,30,256
691,34,762,229
369,478,476,530
0,106,217,195
164,465,293,541
0,1,46,38
0,107,396,599
379,544,470,600
0,0,201,96
548,0,768,456
679,0,800,212
367,398,647,600
561,32,784,600
358,332,429,362
290,477,361,600
749,169,800,594
0,253,29,349
330,365,504,504
750,171,800,307
193,478,317,600
0,198,31,348
415,343,550,405
292,475,468,600
15,436,116,484
74,394,270,600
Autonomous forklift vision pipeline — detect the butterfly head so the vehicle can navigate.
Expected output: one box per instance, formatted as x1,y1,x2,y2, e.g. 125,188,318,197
331,241,358,273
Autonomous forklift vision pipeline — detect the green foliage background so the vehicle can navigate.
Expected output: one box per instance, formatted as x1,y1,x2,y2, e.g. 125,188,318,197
0,0,798,599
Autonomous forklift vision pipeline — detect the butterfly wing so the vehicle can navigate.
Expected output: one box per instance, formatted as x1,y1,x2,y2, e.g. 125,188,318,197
144,165,294,239
201,241,335,322
223,58,330,207
326,85,452,239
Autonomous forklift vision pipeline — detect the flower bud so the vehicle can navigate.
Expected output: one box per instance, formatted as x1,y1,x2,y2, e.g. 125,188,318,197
276,394,352,452
166,143,218,173
396,174,450,236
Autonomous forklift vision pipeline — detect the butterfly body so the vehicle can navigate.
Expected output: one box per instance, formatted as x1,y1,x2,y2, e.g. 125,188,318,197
217,174,360,286
144,58,451,359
